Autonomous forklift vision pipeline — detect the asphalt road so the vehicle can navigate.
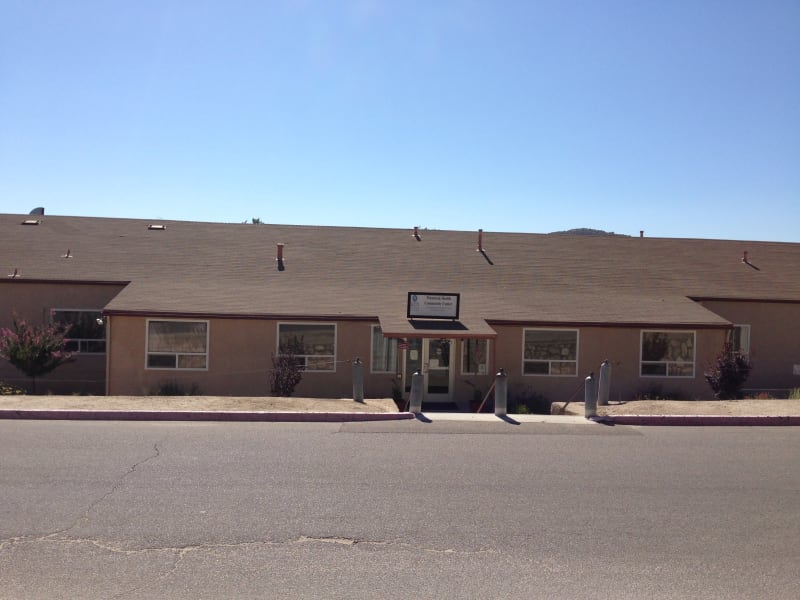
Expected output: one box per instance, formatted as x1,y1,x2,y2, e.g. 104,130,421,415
1,420,798,599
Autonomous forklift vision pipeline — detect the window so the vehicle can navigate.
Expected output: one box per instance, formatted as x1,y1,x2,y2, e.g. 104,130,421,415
51,309,106,353
278,323,336,371
730,325,750,356
371,326,398,373
462,339,489,375
640,330,695,377
523,329,578,376
147,320,208,369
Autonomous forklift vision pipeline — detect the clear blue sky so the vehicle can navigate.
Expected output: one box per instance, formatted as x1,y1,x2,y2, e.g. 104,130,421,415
2,1,798,241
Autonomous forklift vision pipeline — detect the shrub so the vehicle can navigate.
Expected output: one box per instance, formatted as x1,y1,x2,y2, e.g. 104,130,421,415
152,381,200,396
789,388,800,400
704,342,751,400
1,381,24,395
0,317,72,394
509,384,550,414
270,353,303,397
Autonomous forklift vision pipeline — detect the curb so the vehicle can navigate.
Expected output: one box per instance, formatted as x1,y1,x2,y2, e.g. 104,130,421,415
0,410,416,423
591,415,800,426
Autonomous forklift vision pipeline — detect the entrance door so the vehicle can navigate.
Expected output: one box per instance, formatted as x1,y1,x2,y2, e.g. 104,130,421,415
403,338,453,402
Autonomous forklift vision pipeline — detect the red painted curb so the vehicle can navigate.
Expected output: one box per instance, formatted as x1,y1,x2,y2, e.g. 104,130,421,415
592,415,800,426
0,410,416,423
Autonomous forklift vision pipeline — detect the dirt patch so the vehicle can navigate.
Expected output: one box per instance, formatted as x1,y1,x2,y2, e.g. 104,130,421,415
0,395,398,413
555,399,800,417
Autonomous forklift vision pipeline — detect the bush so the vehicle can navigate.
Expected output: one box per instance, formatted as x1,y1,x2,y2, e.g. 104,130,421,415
1,381,24,395
152,381,200,396
789,388,800,400
509,384,550,414
704,342,751,400
270,353,302,396
0,317,72,394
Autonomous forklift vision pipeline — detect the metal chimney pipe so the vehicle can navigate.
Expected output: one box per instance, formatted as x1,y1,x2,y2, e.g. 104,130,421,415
477,229,484,252
276,243,285,261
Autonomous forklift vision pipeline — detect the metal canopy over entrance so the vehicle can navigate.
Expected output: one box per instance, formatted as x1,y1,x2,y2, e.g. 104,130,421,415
377,314,497,340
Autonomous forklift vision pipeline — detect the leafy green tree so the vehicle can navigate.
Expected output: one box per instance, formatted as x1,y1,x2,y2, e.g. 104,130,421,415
0,317,72,394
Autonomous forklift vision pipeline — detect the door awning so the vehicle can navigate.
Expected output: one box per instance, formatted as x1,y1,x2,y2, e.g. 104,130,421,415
378,314,497,339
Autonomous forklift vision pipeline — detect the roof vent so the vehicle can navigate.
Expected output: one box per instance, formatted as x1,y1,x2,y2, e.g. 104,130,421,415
8,268,20,278
276,243,285,271
29,207,45,216
412,226,421,241
62,249,72,259
21,219,40,226
476,229,484,252
147,224,166,231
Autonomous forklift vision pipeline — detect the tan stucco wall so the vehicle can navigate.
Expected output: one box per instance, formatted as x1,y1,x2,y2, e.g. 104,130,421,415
491,324,726,403
0,282,124,394
699,300,800,390
108,317,400,398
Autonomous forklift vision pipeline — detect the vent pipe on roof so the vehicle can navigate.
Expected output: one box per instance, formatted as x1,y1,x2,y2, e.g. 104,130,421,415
62,249,72,259
477,229,485,252
742,251,749,264
640,230,644,238
8,268,19,278
412,226,421,241
276,243,285,271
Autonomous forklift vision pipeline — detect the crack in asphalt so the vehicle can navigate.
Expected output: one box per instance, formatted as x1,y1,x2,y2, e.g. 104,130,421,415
0,441,163,552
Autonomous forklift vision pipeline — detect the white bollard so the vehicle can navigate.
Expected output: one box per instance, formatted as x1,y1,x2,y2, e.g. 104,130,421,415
352,358,364,402
408,371,424,413
598,360,611,406
494,369,508,416
585,373,597,418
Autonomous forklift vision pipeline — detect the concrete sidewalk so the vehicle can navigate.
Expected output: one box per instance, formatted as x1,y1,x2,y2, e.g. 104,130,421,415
1,395,799,425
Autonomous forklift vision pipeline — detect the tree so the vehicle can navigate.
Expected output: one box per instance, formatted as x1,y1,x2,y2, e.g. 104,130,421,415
0,317,72,394
704,342,751,400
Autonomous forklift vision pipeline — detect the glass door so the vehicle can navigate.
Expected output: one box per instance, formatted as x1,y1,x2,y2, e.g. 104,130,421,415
403,338,453,402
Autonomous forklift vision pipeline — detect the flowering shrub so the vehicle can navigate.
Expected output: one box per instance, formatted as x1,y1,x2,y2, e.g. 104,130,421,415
0,317,72,394
704,342,751,400
269,353,302,396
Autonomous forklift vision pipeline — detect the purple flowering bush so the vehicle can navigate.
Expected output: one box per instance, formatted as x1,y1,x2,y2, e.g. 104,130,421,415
0,317,72,394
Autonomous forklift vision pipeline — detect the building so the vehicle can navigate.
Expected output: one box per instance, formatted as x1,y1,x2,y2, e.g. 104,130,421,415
2,213,799,407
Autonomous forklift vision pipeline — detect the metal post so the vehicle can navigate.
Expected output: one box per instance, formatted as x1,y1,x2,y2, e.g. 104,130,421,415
352,358,364,402
598,360,612,406
494,368,508,416
584,372,597,418
408,370,424,413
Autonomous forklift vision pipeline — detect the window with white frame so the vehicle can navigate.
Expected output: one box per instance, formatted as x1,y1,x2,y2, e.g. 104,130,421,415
371,326,398,373
51,309,106,353
278,323,336,371
730,325,750,356
462,338,489,375
640,330,695,377
523,329,578,376
146,320,208,369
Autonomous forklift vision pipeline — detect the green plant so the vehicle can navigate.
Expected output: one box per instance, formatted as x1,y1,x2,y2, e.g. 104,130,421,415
270,353,303,396
0,316,72,394
789,388,800,400
634,384,685,401
509,384,550,414
704,342,751,400
152,381,200,396
0,381,24,395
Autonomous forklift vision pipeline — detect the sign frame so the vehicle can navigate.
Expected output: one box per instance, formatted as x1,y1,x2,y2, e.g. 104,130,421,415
406,292,460,320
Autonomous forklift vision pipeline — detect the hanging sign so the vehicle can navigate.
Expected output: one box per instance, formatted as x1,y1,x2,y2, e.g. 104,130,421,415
407,292,460,319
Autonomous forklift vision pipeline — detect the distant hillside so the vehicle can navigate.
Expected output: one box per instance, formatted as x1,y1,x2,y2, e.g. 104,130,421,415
548,228,628,237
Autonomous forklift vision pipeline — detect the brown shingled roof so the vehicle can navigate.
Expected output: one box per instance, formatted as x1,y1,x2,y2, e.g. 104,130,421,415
2,214,798,326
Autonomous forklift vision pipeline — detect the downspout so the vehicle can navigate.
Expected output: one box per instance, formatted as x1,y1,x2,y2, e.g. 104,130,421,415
104,315,111,396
